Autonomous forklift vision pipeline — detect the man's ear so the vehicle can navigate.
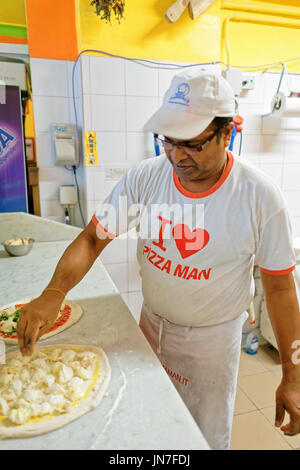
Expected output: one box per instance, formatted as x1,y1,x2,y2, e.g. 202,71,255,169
223,123,234,147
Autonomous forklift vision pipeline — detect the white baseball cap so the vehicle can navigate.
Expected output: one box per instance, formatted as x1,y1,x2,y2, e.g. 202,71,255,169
144,70,235,140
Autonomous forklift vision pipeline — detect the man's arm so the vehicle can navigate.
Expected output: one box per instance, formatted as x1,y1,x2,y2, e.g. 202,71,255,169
17,220,112,356
44,220,112,294
260,270,300,435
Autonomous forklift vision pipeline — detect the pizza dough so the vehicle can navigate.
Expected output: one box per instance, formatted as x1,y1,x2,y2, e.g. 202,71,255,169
0,299,83,344
0,344,111,439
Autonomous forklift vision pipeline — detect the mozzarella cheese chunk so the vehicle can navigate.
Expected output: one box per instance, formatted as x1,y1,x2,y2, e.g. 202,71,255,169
48,383,66,395
1,306,15,316
22,389,41,403
11,380,22,395
31,370,46,384
0,348,98,426
67,377,86,401
20,369,30,382
7,359,22,373
9,409,31,425
2,388,17,402
0,372,13,387
31,358,49,372
35,402,53,416
47,394,64,407
77,352,96,360
1,318,15,333
43,374,55,388
47,349,62,361
14,399,29,409
58,364,73,384
51,361,64,375
76,366,93,380
60,350,76,363
0,398,9,416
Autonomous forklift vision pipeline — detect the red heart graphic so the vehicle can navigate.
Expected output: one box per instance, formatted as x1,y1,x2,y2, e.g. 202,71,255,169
172,224,209,259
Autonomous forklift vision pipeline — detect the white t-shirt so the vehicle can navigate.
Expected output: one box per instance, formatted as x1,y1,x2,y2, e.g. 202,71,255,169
93,151,296,327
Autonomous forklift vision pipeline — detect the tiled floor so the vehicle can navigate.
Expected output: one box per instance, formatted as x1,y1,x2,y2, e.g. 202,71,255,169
231,344,300,450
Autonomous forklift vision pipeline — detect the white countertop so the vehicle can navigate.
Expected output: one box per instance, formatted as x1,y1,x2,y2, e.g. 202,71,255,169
0,239,210,450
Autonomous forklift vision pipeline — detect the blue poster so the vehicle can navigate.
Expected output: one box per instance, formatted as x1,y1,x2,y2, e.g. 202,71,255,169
0,85,28,212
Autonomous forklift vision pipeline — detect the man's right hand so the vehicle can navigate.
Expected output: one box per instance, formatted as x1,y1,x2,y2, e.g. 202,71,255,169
17,220,112,357
17,291,63,356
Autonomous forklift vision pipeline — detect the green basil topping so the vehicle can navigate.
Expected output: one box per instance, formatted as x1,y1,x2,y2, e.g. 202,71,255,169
6,327,17,335
13,309,21,323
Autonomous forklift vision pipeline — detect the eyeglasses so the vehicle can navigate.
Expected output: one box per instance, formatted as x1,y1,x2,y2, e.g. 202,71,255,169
155,129,218,155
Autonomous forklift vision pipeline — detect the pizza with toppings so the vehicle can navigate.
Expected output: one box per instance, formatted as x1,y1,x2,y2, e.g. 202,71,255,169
0,344,111,439
0,299,83,344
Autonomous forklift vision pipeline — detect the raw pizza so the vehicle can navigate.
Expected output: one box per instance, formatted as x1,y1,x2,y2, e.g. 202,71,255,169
0,299,83,344
0,344,111,439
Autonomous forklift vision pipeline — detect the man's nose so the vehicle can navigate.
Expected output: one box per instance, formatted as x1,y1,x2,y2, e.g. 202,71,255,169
170,146,189,163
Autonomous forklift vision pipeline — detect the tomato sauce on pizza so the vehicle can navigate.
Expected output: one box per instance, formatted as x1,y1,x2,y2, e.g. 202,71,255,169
0,304,72,339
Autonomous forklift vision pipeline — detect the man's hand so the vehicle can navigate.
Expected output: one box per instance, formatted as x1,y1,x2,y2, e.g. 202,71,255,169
260,270,300,436
16,220,112,357
275,372,300,436
17,292,63,356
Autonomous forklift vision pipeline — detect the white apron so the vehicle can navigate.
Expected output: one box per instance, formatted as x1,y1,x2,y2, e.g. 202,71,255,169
139,302,248,450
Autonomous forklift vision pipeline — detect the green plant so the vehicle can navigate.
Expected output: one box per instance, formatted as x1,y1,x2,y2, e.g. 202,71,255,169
90,0,125,24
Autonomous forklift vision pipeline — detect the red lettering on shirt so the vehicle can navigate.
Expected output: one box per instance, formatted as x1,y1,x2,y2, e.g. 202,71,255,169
186,268,198,280
142,245,212,280
198,268,211,280
153,216,172,252
148,250,157,265
161,259,172,274
173,264,189,279
154,254,165,269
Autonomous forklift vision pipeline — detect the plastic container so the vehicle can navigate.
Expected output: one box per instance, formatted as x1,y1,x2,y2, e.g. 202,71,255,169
246,332,259,355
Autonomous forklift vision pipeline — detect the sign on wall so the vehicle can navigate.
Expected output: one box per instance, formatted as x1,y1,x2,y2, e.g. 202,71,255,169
84,131,98,166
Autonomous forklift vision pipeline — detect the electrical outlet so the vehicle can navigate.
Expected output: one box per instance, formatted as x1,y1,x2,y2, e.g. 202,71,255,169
242,75,255,90
224,68,243,96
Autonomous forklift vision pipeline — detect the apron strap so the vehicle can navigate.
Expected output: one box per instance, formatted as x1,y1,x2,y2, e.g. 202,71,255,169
157,317,164,354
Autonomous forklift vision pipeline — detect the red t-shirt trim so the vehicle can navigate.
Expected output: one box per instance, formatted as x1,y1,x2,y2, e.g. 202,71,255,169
173,150,234,199
259,265,296,276
92,214,116,239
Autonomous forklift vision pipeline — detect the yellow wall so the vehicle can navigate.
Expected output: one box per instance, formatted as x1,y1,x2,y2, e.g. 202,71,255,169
259,0,300,6
220,1,300,73
79,0,300,73
79,0,221,64
0,0,26,25
1,0,299,73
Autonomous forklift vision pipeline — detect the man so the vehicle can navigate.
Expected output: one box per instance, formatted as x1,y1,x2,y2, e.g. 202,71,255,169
18,71,300,450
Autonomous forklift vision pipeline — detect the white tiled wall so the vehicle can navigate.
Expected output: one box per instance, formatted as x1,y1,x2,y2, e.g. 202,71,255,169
81,56,220,214
237,70,300,235
30,58,85,227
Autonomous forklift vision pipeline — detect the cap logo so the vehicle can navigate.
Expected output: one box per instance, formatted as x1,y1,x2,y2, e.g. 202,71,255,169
168,82,190,107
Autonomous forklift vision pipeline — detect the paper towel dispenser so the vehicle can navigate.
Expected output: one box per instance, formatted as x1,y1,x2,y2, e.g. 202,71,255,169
53,124,78,166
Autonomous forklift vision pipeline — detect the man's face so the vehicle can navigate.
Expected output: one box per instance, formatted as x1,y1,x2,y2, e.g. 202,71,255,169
164,123,233,182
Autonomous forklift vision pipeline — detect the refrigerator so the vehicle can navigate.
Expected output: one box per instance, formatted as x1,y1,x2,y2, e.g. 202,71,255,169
0,85,28,213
